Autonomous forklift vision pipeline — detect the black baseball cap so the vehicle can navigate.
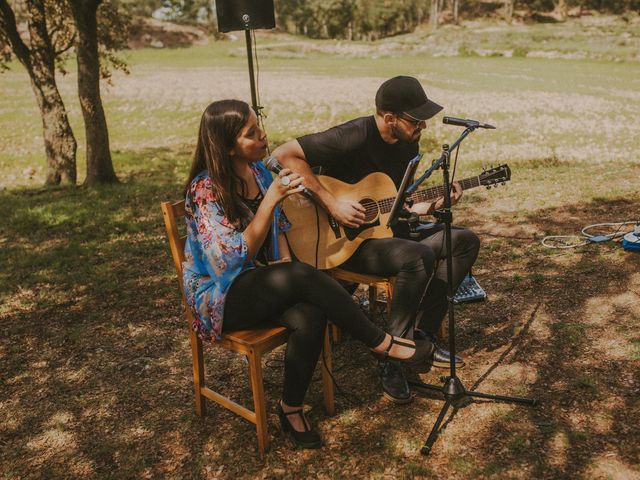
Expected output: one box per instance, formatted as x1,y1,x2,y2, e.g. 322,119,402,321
375,76,443,121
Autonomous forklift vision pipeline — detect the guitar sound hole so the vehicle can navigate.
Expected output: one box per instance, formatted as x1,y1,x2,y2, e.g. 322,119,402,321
359,198,378,223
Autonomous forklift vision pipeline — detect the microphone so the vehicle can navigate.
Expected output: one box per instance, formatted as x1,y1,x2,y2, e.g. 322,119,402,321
443,116,496,129
263,156,311,197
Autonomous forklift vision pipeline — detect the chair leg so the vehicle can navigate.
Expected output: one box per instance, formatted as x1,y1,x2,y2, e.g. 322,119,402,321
320,326,335,416
368,285,378,321
331,323,342,343
438,322,446,339
189,330,207,416
386,280,395,315
247,350,269,455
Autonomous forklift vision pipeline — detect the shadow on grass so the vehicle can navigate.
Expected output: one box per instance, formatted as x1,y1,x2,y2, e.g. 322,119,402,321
1,150,639,478
443,198,640,478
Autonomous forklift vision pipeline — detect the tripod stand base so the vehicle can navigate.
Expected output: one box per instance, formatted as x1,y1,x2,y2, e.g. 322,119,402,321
408,376,537,455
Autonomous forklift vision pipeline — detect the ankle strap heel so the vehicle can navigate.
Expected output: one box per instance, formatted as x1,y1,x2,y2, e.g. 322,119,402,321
277,404,322,449
375,336,435,366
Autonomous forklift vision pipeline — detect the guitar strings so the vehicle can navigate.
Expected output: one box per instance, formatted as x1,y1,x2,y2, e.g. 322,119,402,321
358,175,484,217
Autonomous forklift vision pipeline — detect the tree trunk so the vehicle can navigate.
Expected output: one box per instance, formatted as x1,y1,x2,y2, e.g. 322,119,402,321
554,0,567,20
453,0,459,24
69,0,118,185
430,0,439,29
504,0,514,24
0,0,77,185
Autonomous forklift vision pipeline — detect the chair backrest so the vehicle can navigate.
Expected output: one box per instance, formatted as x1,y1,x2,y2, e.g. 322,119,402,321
161,200,187,295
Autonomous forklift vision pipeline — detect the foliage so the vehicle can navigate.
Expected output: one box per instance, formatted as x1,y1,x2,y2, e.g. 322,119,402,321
276,0,428,40
274,0,640,39
96,1,131,80
111,0,640,41
0,0,131,78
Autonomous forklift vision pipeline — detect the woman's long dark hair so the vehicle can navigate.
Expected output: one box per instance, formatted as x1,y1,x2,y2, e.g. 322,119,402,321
185,100,251,225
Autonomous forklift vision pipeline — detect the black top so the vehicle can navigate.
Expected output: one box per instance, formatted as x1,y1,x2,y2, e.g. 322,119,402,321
297,116,419,189
242,190,271,265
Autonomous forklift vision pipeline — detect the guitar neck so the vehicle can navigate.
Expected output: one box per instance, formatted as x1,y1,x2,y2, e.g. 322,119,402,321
410,175,480,204
379,175,481,214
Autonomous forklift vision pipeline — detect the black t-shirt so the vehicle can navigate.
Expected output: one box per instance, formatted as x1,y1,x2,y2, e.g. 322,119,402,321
297,116,419,189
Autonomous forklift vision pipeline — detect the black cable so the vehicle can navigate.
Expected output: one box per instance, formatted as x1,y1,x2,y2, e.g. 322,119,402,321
450,145,460,184
314,203,320,268
320,335,366,407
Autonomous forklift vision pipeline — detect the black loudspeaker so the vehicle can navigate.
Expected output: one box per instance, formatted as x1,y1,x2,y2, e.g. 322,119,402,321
215,0,276,32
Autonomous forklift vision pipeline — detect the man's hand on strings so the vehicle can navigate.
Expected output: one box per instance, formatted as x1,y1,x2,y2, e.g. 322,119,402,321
330,199,366,228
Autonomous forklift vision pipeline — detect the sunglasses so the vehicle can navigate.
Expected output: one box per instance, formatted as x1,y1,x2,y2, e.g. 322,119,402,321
396,113,426,128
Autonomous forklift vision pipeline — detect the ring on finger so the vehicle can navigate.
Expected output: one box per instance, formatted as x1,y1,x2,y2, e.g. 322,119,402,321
280,175,291,187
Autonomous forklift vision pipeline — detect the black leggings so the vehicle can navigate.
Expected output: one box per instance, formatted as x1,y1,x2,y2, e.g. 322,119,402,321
223,261,385,406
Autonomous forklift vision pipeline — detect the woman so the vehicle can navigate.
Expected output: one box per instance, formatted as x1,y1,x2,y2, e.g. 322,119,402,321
183,100,434,449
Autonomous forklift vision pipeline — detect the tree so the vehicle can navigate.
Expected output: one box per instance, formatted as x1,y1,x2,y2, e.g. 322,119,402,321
430,0,441,29
0,0,77,185
1,0,129,186
452,0,460,24
504,0,515,23
554,0,568,19
68,0,124,185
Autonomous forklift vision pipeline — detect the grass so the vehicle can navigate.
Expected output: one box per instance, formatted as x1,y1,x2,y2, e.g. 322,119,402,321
1,16,640,480
2,17,640,188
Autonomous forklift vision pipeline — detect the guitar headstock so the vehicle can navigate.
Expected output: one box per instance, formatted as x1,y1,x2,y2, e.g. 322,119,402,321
479,164,511,188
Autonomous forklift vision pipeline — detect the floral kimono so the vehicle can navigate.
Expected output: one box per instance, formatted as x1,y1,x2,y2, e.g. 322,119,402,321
182,161,291,340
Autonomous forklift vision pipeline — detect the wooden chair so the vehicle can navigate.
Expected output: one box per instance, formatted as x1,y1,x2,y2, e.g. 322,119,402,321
161,200,335,455
329,269,396,322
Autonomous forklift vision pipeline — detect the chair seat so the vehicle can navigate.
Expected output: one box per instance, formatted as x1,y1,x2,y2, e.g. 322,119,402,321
220,326,288,348
329,268,389,285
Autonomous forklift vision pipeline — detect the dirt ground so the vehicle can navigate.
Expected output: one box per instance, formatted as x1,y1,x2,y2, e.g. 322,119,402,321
1,174,638,478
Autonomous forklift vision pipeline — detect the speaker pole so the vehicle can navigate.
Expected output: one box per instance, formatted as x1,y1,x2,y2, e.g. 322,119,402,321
242,15,261,118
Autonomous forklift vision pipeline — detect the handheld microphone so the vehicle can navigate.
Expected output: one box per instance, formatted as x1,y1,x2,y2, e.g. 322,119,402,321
263,156,312,197
443,116,496,129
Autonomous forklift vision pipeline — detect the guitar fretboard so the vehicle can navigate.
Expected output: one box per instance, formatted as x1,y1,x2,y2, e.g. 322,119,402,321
378,175,481,214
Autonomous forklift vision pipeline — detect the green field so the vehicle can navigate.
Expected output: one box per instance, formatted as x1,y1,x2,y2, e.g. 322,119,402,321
1,17,639,480
2,17,640,188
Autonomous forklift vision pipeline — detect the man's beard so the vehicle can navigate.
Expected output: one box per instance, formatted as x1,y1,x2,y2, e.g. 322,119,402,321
391,124,420,145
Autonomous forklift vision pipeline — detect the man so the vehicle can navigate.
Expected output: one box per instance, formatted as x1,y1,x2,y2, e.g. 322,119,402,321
272,76,480,403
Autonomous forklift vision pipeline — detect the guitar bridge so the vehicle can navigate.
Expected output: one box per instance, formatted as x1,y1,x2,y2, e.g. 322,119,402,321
328,215,341,239
343,219,381,241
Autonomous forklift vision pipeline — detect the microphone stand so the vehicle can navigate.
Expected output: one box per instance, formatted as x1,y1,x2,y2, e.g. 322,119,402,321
407,126,538,455
241,15,279,260
243,17,262,118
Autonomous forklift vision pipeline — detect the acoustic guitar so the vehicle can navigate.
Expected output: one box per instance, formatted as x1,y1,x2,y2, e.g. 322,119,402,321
282,164,511,269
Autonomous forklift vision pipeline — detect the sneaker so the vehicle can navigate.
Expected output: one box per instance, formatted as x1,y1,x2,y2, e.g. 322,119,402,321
379,359,412,404
414,330,465,369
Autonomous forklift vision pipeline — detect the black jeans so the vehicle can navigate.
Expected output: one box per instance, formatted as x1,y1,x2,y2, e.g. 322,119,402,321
409,223,481,335
341,223,480,338
341,237,436,340
223,261,385,406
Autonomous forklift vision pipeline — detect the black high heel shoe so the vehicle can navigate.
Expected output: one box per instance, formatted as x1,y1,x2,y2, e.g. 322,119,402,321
277,403,322,449
374,336,435,366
